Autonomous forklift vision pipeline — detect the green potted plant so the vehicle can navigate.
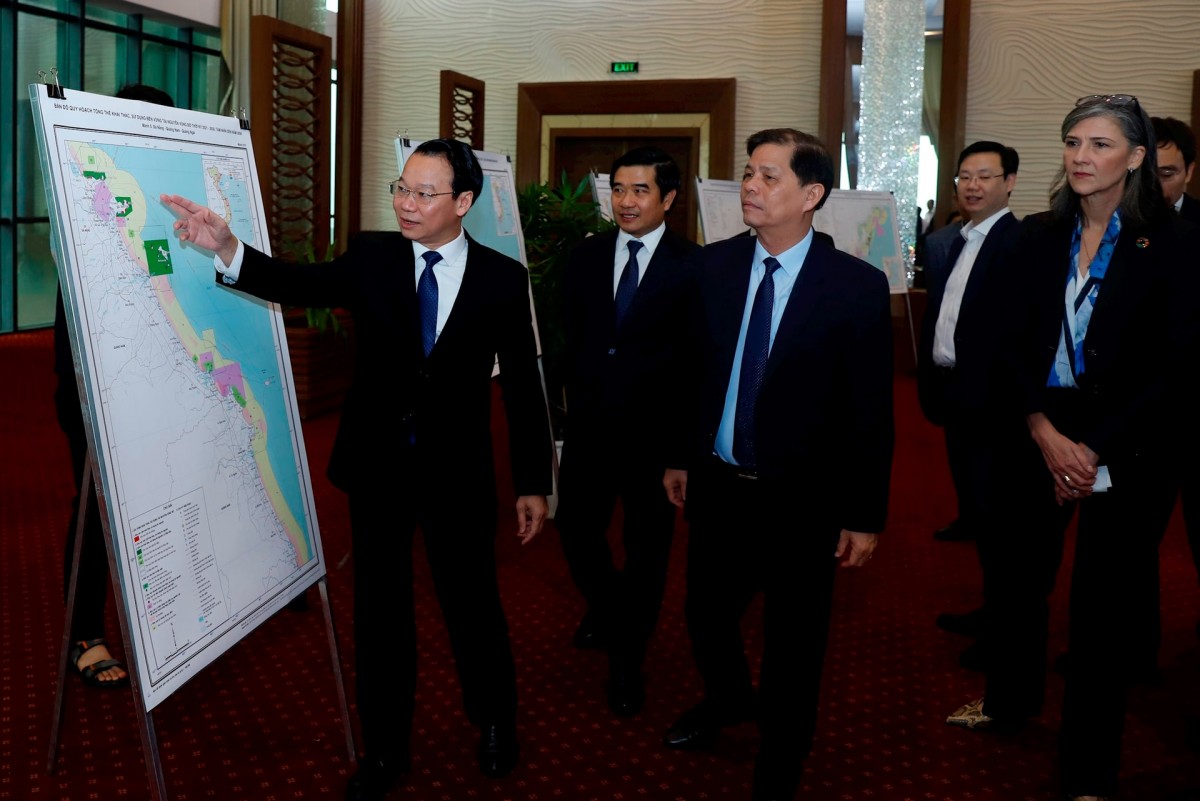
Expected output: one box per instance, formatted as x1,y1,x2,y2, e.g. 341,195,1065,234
518,172,615,441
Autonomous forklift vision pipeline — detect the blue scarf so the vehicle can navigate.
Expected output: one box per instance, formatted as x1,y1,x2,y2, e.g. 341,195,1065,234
1047,211,1121,388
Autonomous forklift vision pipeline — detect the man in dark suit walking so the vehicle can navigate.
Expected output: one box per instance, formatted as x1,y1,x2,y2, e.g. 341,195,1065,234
556,146,700,716
162,138,552,801
661,129,893,801
917,141,1020,668
1151,115,1200,642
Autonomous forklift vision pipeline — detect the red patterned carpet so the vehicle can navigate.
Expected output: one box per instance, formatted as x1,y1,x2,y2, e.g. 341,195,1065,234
3,327,1199,801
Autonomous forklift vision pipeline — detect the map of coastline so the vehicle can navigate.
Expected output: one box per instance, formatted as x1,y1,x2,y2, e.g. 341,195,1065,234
60,134,317,689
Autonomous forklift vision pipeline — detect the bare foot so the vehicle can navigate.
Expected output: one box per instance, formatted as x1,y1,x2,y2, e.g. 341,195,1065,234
75,643,128,683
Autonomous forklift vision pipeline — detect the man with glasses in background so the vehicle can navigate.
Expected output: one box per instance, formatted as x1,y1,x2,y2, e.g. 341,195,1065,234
1153,116,1200,225
1152,117,1200,646
917,141,1020,677
162,138,553,801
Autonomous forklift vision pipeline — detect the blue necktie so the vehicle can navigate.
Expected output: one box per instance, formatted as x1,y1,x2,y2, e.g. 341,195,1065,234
733,256,782,467
614,240,643,328
418,250,442,356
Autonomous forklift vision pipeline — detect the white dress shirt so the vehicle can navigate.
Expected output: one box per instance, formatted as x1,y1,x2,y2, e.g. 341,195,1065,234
932,207,1009,367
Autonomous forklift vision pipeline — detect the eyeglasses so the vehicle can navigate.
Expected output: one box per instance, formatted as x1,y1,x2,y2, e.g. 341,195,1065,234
1075,94,1139,108
953,173,1006,186
388,180,455,205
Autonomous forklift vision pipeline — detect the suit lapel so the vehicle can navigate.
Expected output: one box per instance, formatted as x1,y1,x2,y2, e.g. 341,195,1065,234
399,245,425,359
958,212,1012,311
713,240,755,377
761,239,830,385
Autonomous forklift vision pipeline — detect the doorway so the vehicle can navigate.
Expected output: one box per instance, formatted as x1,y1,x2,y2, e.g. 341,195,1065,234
551,128,700,242
516,78,737,244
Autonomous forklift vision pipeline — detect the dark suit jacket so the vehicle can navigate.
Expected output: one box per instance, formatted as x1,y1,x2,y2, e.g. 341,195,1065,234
678,234,894,534
222,231,552,500
1002,210,1197,472
920,221,963,272
917,212,1017,425
1179,192,1200,225
561,228,700,465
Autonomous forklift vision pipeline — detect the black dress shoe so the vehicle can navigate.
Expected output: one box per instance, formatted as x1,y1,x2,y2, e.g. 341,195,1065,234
477,724,519,778
572,615,608,650
345,754,408,801
936,607,986,637
607,670,645,717
934,520,975,541
663,701,751,750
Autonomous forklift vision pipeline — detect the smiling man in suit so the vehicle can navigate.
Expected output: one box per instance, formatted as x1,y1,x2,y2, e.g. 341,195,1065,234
162,138,552,801
662,129,893,801
556,146,700,716
918,141,1020,669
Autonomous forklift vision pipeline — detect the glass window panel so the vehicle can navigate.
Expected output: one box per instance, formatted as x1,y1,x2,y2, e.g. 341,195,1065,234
190,51,224,114
142,18,182,41
192,29,220,50
83,27,132,97
16,221,56,329
0,223,13,332
85,5,129,26
141,40,183,104
16,11,70,219
18,0,78,12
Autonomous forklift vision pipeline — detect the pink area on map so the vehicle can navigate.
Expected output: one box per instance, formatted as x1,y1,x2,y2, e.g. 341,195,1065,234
212,363,245,398
92,181,114,220
243,407,265,433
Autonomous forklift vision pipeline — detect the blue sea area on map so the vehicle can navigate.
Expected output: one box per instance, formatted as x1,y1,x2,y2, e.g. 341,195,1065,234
94,144,307,548
464,179,522,263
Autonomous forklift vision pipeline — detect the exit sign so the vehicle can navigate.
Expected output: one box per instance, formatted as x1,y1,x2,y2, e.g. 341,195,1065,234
611,61,639,74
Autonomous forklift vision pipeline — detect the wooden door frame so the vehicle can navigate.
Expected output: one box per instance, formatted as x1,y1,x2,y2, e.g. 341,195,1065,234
516,79,737,189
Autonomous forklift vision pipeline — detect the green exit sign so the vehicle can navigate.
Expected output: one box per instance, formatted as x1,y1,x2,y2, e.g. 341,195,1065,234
611,61,639,74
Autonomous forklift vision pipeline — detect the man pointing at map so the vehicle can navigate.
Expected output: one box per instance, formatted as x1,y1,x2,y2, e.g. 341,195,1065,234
162,138,553,801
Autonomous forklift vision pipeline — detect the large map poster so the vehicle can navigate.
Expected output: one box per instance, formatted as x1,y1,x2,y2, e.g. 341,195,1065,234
694,177,746,244
813,189,908,294
30,85,324,711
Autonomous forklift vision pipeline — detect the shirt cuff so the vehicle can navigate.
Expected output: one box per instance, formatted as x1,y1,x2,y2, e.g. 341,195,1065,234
215,240,245,284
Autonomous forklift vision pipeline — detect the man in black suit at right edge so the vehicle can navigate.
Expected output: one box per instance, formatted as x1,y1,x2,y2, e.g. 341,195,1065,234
1152,116,1200,642
556,146,700,716
662,129,893,801
1154,116,1200,224
918,141,1020,669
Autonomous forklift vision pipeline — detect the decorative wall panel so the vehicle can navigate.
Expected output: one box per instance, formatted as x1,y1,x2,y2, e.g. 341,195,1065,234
361,0,824,230
967,0,1200,219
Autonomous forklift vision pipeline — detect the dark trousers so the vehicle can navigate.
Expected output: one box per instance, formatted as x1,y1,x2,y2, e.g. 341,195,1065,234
983,436,1175,795
684,460,841,795
555,445,676,670
349,474,517,760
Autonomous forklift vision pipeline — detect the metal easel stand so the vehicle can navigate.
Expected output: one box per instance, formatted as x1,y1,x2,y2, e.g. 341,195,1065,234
47,456,169,801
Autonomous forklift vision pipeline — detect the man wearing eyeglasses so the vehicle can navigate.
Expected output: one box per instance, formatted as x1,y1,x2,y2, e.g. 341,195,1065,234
162,138,552,801
1153,116,1200,645
917,141,1020,677
1153,116,1200,225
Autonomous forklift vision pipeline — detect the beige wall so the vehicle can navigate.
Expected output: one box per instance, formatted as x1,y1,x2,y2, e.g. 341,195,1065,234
967,0,1200,219
359,0,1200,230
361,0,824,230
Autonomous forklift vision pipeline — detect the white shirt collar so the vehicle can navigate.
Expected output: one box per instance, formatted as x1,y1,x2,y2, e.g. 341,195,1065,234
413,227,468,263
616,222,668,257
961,206,1010,240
